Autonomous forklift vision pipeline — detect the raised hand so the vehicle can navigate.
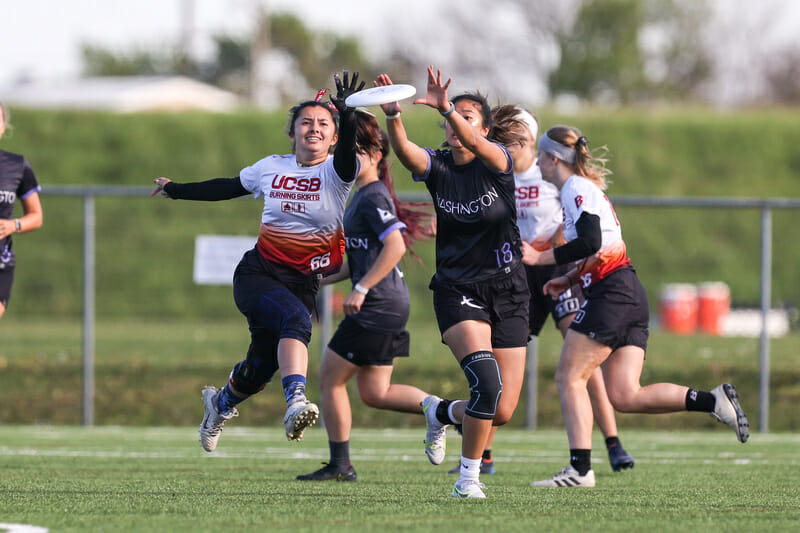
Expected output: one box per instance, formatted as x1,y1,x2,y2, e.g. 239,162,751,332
330,70,365,113
374,74,402,116
413,66,451,112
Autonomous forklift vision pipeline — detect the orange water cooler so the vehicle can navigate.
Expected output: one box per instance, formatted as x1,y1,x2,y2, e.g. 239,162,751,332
697,282,730,335
659,284,699,334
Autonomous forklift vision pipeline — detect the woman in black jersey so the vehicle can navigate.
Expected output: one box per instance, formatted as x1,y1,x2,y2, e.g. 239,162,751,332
297,112,434,482
375,67,529,499
151,72,364,456
0,101,43,320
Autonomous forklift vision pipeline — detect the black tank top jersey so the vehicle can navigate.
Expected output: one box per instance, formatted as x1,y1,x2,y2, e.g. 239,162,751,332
1,150,41,268
343,180,410,333
414,147,521,283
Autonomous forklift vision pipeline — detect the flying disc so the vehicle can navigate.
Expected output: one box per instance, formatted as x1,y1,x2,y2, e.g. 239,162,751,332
345,84,416,107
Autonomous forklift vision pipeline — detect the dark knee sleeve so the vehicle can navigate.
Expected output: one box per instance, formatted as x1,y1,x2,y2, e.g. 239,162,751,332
461,351,503,420
230,331,280,394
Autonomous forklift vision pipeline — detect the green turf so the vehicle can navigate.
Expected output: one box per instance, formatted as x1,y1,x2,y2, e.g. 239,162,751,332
2,318,800,429
0,426,797,532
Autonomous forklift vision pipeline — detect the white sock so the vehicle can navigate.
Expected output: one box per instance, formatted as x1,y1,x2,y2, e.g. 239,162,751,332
447,401,460,425
459,456,481,480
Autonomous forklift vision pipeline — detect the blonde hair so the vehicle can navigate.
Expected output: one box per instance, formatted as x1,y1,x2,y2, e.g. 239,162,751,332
544,125,611,190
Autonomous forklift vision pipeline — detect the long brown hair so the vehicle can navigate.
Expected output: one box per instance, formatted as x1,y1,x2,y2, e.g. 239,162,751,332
489,104,533,148
356,112,432,257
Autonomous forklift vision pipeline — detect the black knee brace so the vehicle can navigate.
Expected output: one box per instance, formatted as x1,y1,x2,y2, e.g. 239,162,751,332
229,329,280,394
460,351,503,420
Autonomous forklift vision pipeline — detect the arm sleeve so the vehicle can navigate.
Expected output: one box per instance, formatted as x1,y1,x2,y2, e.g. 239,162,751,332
163,177,250,201
552,212,602,265
333,109,358,182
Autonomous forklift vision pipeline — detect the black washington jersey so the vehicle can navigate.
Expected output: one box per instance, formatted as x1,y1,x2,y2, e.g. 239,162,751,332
1,149,41,269
343,180,409,333
414,147,521,283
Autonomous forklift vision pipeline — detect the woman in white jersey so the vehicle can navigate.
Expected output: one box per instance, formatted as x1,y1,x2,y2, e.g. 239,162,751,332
152,71,364,456
296,112,434,482
524,125,749,488
446,105,634,475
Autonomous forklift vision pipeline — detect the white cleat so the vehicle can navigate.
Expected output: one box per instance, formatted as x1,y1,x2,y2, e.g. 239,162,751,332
283,399,319,441
710,383,750,443
452,478,487,499
531,465,596,487
199,386,238,452
421,395,448,465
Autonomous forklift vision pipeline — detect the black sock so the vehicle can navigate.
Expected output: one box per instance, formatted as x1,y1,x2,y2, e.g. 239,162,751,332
329,440,350,467
435,399,453,425
685,389,716,412
605,436,621,450
569,449,592,476
482,449,492,461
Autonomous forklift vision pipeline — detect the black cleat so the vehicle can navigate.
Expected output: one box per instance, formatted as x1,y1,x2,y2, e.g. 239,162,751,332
296,462,357,482
608,445,635,472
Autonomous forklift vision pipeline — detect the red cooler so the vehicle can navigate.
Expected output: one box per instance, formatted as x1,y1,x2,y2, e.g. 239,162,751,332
697,282,730,335
659,284,699,334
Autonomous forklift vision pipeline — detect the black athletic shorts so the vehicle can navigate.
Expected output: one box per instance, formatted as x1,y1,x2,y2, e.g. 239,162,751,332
328,315,410,367
568,266,649,351
0,265,13,308
526,263,584,336
430,265,530,349
232,248,318,380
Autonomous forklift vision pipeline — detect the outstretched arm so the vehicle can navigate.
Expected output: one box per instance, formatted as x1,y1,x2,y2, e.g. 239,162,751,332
330,70,365,182
152,176,249,200
375,74,430,176
416,66,510,174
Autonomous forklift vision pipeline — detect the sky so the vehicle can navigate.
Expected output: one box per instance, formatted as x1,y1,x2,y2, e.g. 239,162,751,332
3,0,800,105
2,0,406,85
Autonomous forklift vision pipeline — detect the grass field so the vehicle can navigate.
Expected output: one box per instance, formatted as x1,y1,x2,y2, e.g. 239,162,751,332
1,426,798,532
2,317,800,430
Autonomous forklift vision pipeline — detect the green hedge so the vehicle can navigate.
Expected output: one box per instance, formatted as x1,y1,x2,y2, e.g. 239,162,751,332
4,107,800,319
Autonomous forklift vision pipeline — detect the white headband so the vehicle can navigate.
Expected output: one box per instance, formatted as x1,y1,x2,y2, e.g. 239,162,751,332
538,133,577,164
515,107,538,142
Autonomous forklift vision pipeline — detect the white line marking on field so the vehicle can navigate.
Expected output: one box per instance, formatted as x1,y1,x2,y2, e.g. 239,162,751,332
0,524,48,533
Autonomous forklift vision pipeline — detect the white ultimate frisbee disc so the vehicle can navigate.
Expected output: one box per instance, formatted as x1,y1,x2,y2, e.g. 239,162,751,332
345,84,416,107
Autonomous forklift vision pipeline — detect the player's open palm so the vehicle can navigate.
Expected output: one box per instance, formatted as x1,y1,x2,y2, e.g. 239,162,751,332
414,66,451,111
374,74,401,116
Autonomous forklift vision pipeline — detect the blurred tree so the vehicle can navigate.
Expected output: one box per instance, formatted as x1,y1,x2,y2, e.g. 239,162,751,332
81,45,164,77
763,46,800,104
550,0,711,103
80,11,370,105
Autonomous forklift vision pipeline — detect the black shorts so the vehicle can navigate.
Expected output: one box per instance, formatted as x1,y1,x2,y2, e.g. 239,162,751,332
431,265,530,349
568,267,649,351
526,263,584,336
0,265,13,308
232,248,318,380
328,315,410,367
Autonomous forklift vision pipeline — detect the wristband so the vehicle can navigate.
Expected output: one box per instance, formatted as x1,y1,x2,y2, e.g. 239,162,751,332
15,219,21,233
439,101,455,117
385,112,401,120
354,283,369,295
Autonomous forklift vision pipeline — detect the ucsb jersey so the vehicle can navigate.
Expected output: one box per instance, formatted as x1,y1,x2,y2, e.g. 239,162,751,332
560,174,630,288
239,154,355,276
514,160,562,249
343,180,409,333
414,147,521,283
1,149,41,269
